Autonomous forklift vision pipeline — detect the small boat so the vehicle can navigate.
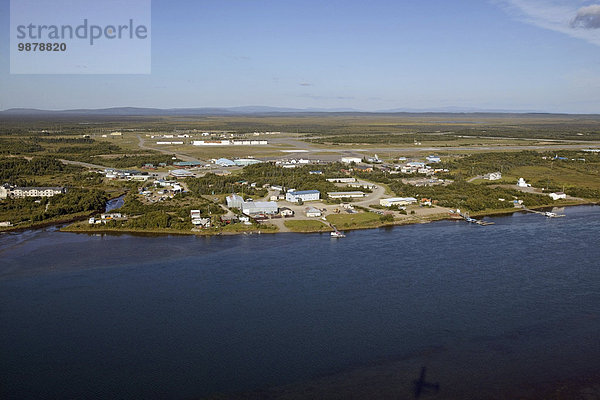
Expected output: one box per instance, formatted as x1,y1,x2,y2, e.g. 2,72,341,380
544,211,564,218
330,230,346,238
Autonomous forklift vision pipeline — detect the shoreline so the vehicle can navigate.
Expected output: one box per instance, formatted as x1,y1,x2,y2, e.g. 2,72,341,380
0,192,127,234
57,200,597,237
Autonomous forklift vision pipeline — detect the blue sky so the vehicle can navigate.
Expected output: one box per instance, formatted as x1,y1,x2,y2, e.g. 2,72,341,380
1,0,600,113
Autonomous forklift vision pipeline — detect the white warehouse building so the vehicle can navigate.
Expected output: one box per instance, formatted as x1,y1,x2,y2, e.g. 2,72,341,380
286,190,320,203
327,191,366,199
341,157,362,164
242,201,278,215
226,194,244,209
380,197,418,207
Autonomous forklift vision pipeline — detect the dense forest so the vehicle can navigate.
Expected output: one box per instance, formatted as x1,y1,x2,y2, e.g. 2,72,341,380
186,162,368,197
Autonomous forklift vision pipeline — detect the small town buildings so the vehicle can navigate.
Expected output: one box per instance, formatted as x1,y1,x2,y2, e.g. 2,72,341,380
549,192,567,200
426,155,441,163
101,213,122,220
484,172,502,181
341,156,362,164
0,184,66,199
286,190,320,203
327,191,366,199
280,207,294,217
226,194,244,209
242,201,278,215
103,169,151,181
380,197,418,207
354,165,373,172
305,206,322,217
309,170,323,175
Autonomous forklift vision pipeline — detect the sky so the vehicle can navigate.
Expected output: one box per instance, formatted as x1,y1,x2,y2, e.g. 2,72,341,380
1,0,600,113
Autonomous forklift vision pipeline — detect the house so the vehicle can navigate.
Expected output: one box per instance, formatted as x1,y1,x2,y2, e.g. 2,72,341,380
192,217,211,228
190,210,202,219
341,157,362,164
280,207,294,217
242,201,278,215
327,191,366,199
286,190,320,203
484,172,502,181
517,178,531,187
239,215,251,225
220,215,238,224
305,207,322,217
309,170,323,175
426,155,441,163
549,192,567,200
380,197,418,207
226,194,244,209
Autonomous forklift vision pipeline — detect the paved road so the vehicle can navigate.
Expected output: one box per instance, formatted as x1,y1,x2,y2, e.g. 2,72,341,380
352,180,387,207
60,159,110,170
265,136,600,161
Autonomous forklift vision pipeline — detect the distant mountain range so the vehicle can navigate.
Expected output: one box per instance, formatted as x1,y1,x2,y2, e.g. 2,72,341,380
0,105,564,116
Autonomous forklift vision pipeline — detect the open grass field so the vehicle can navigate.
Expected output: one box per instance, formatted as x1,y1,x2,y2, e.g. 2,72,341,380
326,211,386,229
283,219,332,232
506,165,600,190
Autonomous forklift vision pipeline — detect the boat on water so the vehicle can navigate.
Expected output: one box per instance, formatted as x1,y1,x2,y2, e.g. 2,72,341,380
331,230,346,238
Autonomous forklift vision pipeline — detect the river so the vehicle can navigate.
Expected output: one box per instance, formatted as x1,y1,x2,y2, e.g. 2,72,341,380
1,206,599,399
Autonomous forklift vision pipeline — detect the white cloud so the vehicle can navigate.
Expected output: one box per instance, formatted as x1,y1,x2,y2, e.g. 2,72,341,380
495,0,600,46
571,5,600,29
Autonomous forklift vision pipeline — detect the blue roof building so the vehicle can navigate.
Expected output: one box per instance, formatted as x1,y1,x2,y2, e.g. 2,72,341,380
286,190,320,203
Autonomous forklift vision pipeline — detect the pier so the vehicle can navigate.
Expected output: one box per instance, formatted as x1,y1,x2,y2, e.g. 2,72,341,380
521,206,565,218
450,209,495,226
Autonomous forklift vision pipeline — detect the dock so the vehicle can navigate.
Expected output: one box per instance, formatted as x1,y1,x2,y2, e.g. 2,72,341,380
450,209,495,226
521,206,565,218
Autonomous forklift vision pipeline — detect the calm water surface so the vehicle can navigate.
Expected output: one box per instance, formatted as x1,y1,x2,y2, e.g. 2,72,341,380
1,206,599,399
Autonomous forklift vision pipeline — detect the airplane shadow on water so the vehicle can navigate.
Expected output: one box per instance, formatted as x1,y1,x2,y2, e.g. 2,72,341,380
412,367,440,399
